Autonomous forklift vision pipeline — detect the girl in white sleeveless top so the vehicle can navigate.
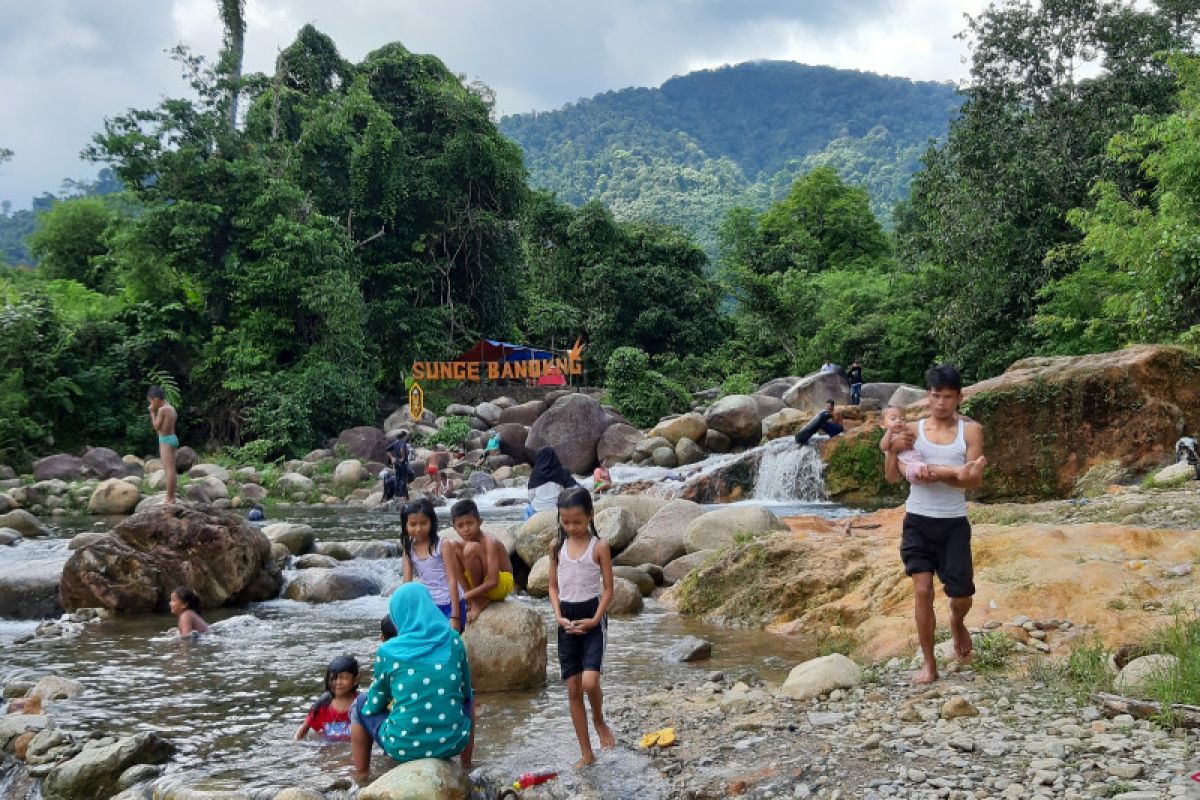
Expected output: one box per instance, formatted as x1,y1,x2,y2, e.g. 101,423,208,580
547,487,616,767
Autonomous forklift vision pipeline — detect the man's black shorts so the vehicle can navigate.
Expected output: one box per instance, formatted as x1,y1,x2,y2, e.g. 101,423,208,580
557,597,606,681
900,513,975,598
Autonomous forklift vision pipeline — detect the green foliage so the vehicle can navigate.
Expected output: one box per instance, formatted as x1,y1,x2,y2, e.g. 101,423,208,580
424,416,472,449
1142,614,1200,712
28,197,118,290
501,61,960,253
604,347,692,428
719,372,756,397
972,631,1015,674
900,0,1191,379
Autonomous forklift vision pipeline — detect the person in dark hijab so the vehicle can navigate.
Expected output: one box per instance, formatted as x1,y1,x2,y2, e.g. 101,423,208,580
525,446,578,520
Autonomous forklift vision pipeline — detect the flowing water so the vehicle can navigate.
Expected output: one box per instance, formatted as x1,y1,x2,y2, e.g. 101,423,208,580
0,491,849,797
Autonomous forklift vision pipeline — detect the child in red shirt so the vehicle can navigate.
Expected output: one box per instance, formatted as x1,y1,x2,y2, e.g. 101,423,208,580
294,655,359,741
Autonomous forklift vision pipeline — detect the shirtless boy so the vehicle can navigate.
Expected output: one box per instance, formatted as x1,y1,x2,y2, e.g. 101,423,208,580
450,499,514,623
883,365,986,684
148,386,178,505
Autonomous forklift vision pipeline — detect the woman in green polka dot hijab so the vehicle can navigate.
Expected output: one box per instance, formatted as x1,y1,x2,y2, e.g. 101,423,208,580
350,582,474,781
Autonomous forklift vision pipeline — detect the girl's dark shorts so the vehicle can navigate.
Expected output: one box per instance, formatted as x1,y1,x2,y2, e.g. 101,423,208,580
557,596,606,681
900,513,975,598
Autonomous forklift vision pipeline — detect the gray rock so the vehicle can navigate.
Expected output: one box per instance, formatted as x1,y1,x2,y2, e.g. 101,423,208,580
704,429,732,453
461,601,547,692
0,714,49,749
674,437,706,466
782,372,850,410
651,446,678,468
755,376,803,399
594,507,637,553
174,446,199,472
357,757,472,800
1153,461,1195,484
82,447,131,479
0,526,21,545
596,423,642,466
283,569,381,603
467,472,497,493
593,495,669,529
262,523,316,555
42,732,175,800
474,402,502,427
1114,653,1179,697
514,511,560,567
779,654,862,701
887,385,927,408
525,555,550,598
704,395,765,445
32,454,85,482
332,459,368,489
333,426,388,463
612,566,654,596
525,394,609,474
498,400,545,427
663,635,712,663
188,463,232,482
274,472,314,496
0,556,66,618
662,550,717,585
293,554,339,569
445,403,476,417
684,505,787,554
608,577,643,615
0,508,50,537
614,499,704,567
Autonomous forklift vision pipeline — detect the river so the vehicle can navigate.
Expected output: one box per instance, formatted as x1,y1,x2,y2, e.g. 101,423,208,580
0,490,853,797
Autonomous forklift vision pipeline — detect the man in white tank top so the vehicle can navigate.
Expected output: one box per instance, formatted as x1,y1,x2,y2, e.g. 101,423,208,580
883,364,986,685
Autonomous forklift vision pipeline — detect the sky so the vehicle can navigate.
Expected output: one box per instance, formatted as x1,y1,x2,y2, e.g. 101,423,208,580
0,0,989,208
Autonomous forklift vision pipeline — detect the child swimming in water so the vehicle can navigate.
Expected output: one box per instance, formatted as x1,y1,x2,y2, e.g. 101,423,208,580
880,406,986,484
295,655,359,741
169,587,209,636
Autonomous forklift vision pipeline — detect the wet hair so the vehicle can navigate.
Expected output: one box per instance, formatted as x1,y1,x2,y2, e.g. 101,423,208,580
925,364,963,392
825,399,835,407
449,499,480,521
399,497,439,560
550,486,598,563
311,654,359,712
172,587,201,612
147,386,166,400
380,614,397,641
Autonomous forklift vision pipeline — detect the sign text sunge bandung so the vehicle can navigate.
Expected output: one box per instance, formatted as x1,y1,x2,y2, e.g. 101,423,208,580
411,340,584,383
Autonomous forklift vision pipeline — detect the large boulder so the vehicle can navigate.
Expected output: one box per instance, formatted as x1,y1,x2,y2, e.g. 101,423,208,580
333,459,368,489
859,382,905,406
596,423,642,466
188,463,232,482
614,499,704,567
384,407,437,432
334,426,388,463
649,413,708,446
612,566,655,596
594,507,637,553
0,509,50,537
262,523,316,555
88,479,141,515
274,472,314,497
59,505,282,612
32,454,85,482
445,403,475,418
751,394,786,420
359,758,472,800
663,550,717,585
461,601,547,692
0,556,66,618
495,423,532,464
525,556,550,598
42,732,175,800
755,376,804,399
888,385,928,408
192,475,229,501
1114,654,1180,697
783,372,850,410
608,577,644,615
174,446,199,472
961,346,1200,500
525,394,609,474
283,569,380,603
513,511,559,566
498,400,545,427
675,437,706,466
779,653,862,701
704,395,764,446
474,402,502,427
684,505,788,554
594,495,670,530
81,447,130,479
761,408,809,441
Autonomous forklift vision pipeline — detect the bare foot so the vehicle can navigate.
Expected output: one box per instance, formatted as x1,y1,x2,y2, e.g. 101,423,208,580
574,753,595,769
595,720,616,749
951,616,974,663
911,663,938,685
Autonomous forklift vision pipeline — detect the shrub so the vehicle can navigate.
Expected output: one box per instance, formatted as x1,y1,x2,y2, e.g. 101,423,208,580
604,347,691,428
424,416,473,449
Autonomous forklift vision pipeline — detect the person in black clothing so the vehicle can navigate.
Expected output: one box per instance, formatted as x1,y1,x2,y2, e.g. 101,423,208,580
383,431,412,501
794,400,845,446
848,361,863,406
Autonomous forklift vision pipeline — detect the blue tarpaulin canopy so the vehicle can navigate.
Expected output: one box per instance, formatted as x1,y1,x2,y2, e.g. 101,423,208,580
455,339,554,363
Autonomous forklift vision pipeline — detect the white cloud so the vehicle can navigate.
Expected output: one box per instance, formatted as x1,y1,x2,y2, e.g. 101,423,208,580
0,0,983,206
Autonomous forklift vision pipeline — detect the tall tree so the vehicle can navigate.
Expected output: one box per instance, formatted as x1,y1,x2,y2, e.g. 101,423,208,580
216,0,246,131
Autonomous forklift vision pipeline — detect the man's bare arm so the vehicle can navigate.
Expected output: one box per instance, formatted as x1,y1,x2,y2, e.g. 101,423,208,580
933,422,985,490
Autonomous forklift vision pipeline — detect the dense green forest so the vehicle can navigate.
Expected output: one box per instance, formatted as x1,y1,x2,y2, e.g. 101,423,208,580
3,0,1199,468
499,61,961,248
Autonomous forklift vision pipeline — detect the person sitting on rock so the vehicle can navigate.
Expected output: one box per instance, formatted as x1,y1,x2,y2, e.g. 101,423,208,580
295,655,359,741
794,400,845,446
350,582,474,782
169,587,209,636
881,406,986,485
592,463,612,494
474,431,501,467
525,446,578,520
450,499,514,623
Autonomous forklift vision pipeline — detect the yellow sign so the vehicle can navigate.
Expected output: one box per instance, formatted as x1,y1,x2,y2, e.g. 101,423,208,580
408,382,425,421
412,339,585,383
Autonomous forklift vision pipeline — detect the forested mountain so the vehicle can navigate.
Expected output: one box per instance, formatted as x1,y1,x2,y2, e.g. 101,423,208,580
499,61,961,246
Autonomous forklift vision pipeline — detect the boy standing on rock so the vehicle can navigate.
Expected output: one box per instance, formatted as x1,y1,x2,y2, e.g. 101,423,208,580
882,365,985,684
147,386,178,505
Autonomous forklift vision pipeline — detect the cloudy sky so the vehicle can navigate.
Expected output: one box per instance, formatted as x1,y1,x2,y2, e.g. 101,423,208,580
0,0,987,208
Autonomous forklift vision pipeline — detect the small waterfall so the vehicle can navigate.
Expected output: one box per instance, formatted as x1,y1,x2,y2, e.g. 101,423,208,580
753,439,826,502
